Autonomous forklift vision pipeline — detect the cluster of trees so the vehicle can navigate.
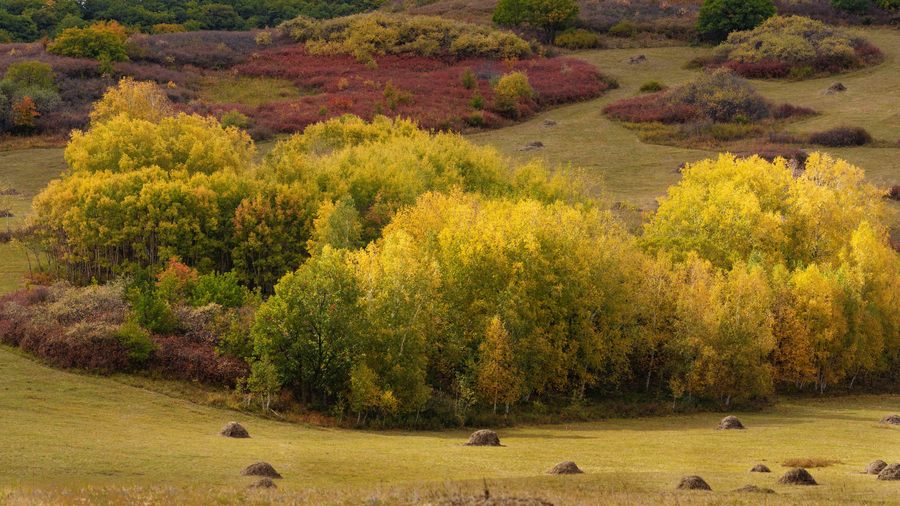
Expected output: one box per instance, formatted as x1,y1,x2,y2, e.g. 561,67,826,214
0,0,384,42
0,60,60,133
492,0,580,40
27,80,899,424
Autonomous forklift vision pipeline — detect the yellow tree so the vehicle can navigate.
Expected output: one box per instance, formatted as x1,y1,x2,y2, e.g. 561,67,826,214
476,315,523,413
90,77,174,124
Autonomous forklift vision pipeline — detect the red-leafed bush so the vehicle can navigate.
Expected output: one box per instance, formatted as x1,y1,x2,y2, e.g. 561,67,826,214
229,47,613,133
603,92,698,123
724,59,791,79
809,126,872,146
151,335,248,386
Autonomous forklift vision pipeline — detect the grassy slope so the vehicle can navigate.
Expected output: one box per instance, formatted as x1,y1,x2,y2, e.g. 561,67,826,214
1,347,899,503
468,28,900,210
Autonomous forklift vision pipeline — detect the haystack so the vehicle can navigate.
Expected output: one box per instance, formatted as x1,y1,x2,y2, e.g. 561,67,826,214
717,416,745,430
241,462,282,479
676,475,711,491
547,461,583,475
465,430,502,446
865,460,887,475
880,414,900,425
248,478,278,489
877,463,900,481
734,484,774,494
750,464,771,473
826,82,846,94
778,468,817,485
220,421,250,438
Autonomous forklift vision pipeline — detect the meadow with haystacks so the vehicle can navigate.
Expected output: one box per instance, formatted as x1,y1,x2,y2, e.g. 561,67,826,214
0,0,898,504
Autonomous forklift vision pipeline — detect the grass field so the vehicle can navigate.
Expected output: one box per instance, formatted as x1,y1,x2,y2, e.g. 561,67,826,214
0,347,898,504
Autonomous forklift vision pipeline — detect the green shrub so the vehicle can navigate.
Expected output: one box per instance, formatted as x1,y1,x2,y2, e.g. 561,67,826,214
493,71,534,117
608,20,637,38
115,321,156,364
554,28,601,49
831,0,872,13
698,0,776,42
192,271,247,308
47,21,129,62
3,61,56,90
639,81,666,93
493,0,579,37
282,13,531,62
461,68,476,89
129,286,177,334
470,91,484,110
668,69,770,123
221,110,251,129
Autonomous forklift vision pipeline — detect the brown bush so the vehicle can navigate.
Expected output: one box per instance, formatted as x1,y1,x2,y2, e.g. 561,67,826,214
809,126,872,146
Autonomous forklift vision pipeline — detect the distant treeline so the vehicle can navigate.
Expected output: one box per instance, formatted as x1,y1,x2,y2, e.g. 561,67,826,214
0,0,384,42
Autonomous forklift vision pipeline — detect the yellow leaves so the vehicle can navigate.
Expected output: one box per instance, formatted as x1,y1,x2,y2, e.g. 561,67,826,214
90,78,174,125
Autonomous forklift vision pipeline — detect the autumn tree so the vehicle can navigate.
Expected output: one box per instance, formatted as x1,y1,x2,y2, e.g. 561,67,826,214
476,316,522,413
493,0,579,39
90,78,174,124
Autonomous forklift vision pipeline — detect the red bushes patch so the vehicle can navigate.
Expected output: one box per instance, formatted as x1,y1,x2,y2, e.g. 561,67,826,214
602,92,698,124
724,60,791,79
224,47,612,132
151,336,249,386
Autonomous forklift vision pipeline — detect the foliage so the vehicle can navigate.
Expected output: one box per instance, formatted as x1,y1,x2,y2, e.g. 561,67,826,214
493,0,580,38
281,12,532,62
808,126,872,146
608,20,637,38
47,21,129,62
89,78,174,124
697,0,776,42
831,0,873,13
639,80,665,93
10,95,38,129
713,16,883,76
493,71,534,117
114,320,156,364
2,60,55,90
554,28,601,49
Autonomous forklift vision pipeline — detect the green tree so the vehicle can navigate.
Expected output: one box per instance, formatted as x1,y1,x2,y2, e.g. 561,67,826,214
493,0,579,39
47,20,129,62
697,0,775,42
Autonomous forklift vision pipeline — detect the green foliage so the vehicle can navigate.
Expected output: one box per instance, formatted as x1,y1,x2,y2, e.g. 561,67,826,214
220,110,251,130
3,61,55,91
128,285,177,334
307,198,362,255
191,271,247,308
282,12,531,62
639,80,665,93
554,28,601,49
667,68,771,122
697,0,776,42
717,16,871,66
114,320,156,364
831,0,873,13
460,68,476,89
47,20,129,62
608,20,637,38
493,0,579,37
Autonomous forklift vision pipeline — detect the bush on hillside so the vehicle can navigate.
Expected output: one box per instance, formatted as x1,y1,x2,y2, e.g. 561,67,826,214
47,21,129,63
809,126,872,146
554,28,602,49
493,71,535,117
711,16,883,77
280,13,532,62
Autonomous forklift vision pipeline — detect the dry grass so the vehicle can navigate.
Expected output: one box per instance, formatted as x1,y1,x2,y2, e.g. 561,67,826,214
782,458,843,468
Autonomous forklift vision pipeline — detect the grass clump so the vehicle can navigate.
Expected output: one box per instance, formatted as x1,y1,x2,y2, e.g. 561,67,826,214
280,12,532,62
710,16,883,78
639,81,666,93
554,28,602,49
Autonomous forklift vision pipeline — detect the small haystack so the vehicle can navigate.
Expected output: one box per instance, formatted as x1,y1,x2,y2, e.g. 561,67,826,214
629,55,647,64
547,461,583,475
519,141,544,152
734,484,775,494
717,416,745,430
866,460,887,475
878,463,900,481
248,478,278,489
220,421,250,438
241,462,282,479
676,475,711,491
881,414,900,425
543,119,557,127
750,464,771,473
465,429,502,447
826,82,846,94
778,468,817,485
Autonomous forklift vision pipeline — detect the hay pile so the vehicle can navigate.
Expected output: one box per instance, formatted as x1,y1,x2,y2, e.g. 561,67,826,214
241,462,282,479
465,430,502,446
248,478,278,489
547,461,583,475
220,421,250,438
778,468,817,485
676,475,711,491
717,416,745,430
826,82,846,94
878,463,900,481
880,414,900,425
750,464,771,473
865,460,887,475
734,484,775,494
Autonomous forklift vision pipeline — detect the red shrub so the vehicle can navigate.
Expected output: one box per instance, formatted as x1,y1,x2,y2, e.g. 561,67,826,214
602,92,698,123
151,335,248,386
773,103,816,119
19,324,132,373
230,47,612,133
724,60,791,79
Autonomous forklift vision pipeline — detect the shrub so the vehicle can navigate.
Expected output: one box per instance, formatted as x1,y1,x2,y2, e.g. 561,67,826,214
831,0,872,13
129,286,177,334
493,0,580,37
3,60,56,90
191,271,247,308
461,68,476,89
221,109,251,129
47,21,129,62
667,69,771,123
809,126,872,146
640,80,666,93
608,20,638,38
10,96,39,130
554,28,602,49
150,335,249,386
115,321,156,364
493,71,534,117
255,31,273,46
698,0,776,42
152,24,186,34
281,13,532,61
716,16,883,77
